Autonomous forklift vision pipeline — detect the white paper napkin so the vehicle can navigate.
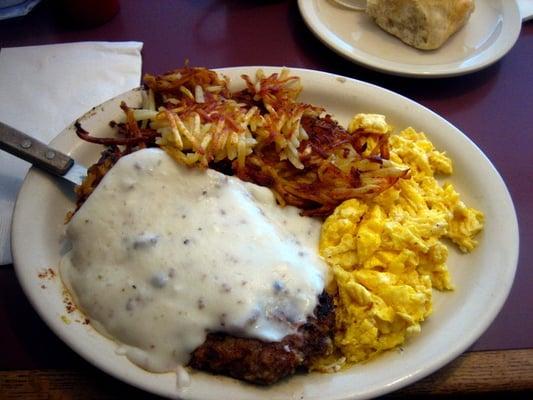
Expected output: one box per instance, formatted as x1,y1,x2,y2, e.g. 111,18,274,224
0,41,143,265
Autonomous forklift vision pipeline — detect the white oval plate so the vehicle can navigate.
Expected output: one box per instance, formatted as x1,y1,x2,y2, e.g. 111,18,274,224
12,67,519,399
298,0,522,77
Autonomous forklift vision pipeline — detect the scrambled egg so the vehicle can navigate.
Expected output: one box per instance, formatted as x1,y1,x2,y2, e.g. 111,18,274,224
315,115,484,369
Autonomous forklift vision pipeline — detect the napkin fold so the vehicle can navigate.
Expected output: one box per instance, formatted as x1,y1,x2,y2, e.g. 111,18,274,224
0,41,143,265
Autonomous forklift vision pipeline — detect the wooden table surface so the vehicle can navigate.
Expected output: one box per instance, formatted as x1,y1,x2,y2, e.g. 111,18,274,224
1,0,532,398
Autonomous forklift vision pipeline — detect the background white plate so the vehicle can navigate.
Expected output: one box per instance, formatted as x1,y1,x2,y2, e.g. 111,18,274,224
12,67,519,399
298,0,523,77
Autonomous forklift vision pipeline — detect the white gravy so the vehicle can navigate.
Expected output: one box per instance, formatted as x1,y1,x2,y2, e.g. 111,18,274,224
60,148,327,373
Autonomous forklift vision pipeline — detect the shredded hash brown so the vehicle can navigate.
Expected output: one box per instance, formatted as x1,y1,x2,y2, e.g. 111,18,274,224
75,66,408,217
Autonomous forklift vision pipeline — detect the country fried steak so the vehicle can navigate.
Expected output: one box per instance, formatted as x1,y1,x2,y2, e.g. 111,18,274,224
72,146,335,385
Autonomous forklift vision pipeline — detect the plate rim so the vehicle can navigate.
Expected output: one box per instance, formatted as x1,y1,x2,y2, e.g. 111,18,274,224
11,66,519,399
297,0,523,77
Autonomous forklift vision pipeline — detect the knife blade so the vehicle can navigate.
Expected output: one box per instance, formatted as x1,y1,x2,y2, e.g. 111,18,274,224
0,121,87,186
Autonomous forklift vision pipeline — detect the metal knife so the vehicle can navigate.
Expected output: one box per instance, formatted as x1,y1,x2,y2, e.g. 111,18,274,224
0,121,87,186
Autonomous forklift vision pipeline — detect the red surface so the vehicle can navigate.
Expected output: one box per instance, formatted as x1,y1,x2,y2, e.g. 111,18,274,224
0,0,531,371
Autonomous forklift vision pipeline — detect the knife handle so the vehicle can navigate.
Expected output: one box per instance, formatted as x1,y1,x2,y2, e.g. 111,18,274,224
0,121,73,176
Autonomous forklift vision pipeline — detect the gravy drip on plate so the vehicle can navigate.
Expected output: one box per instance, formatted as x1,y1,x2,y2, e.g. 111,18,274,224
60,148,327,372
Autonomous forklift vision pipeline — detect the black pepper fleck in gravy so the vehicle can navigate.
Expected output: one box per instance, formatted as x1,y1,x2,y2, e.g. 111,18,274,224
273,280,284,294
197,298,205,310
220,283,231,293
133,234,159,250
